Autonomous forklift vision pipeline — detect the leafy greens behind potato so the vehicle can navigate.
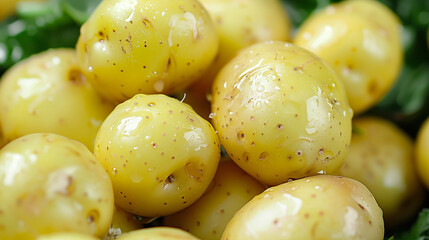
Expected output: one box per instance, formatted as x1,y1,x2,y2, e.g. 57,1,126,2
0,0,101,74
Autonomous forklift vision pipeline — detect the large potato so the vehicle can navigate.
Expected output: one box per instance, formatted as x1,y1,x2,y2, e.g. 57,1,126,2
222,175,384,240
294,0,403,114
76,0,218,103
337,116,424,228
0,49,114,150
164,160,266,240
94,94,220,217
117,227,200,240
0,133,114,239
211,41,352,186
190,0,291,96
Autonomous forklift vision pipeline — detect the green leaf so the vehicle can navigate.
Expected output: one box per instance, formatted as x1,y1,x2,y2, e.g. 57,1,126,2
390,209,429,240
61,0,102,24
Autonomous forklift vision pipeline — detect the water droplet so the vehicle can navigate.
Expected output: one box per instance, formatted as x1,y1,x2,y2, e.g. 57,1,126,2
208,113,216,119
154,80,164,92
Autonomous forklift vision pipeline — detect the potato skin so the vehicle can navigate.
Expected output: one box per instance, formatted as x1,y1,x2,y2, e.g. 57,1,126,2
0,133,114,239
105,205,146,240
164,160,266,240
116,227,200,240
191,0,291,95
416,117,429,190
294,0,403,114
94,94,220,217
211,41,352,186
338,116,424,228
76,0,218,103
221,175,384,240
0,49,114,150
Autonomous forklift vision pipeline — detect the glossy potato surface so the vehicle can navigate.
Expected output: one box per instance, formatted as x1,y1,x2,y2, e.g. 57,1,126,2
0,133,114,239
94,94,220,217
77,0,218,103
221,175,384,240
0,49,114,150
211,41,352,185
294,0,403,114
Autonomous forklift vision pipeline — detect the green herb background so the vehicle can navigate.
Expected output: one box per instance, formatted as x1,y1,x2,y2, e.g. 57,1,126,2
0,0,429,238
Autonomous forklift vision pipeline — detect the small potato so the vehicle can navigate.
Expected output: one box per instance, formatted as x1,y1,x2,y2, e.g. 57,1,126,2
37,232,100,240
76,0,218,103
0,133,114,239
337,116,424,228
211,41,352,186
294,0,403,114
416,117,429,190
190,0,291,95
221,175,384,240
0,49,114,150
164,160,266,240
116,227,200,240
105,206,146,240
94,94,220,217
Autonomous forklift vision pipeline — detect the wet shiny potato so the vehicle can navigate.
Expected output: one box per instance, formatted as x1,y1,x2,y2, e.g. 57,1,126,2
0,49,114,150
77,0,218,103
294,0,403,114
94,94,220,217
0,133,114,239
211,41,353,186
221,175,384,240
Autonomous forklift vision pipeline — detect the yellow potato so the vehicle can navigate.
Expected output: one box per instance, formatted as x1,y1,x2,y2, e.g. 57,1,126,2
190,0,291,96
416,117,429,190
338,116,424,228
76,0,218,103
294,0,403,114
164,160,266,240
0,133,114,239
117,227,200,240
0,49,114,151
222,175,384,240
94,94,220,217
211,41,352,186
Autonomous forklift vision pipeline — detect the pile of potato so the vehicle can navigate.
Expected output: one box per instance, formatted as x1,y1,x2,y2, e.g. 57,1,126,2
0,0,426,239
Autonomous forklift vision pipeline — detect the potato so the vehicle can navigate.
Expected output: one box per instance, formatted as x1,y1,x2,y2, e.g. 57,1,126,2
190,0,291,96
211,41,352,186
76,0,218,103
222,175,384,240
116,227,200,240
0,133,114,239
164,160,266,240
0,49,114,150
37,232,100,240
94,94,220,217
294,0,403,114
105,205,146,240
337,116,424,228
416,117,429,190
